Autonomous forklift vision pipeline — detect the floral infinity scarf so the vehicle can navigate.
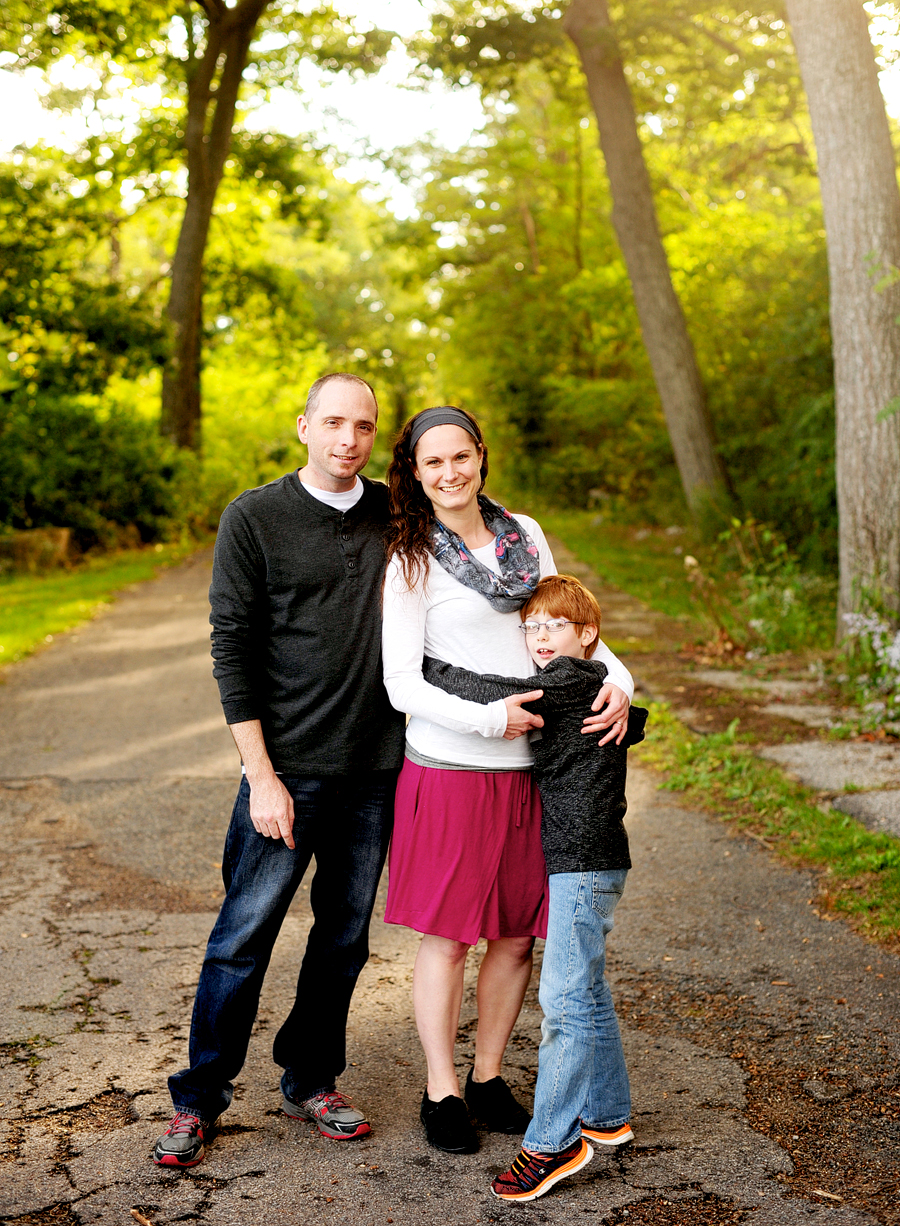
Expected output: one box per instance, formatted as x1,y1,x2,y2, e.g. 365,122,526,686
430,495,540,613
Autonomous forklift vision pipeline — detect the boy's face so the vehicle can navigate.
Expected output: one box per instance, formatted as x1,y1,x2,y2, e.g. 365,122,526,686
522,606,598,669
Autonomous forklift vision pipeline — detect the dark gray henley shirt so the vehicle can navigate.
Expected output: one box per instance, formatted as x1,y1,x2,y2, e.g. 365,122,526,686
210,471,405,776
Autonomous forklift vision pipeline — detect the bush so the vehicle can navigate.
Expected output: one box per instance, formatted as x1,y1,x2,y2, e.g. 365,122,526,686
0,395,191,548
683,518,836,654
841,610,900,732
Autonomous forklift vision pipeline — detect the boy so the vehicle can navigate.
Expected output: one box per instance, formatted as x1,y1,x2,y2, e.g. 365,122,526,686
422,574,647,1202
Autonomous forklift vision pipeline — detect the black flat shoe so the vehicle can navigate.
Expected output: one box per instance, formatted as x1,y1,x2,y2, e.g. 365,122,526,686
464,1070,531,1134
420,1090,479,1153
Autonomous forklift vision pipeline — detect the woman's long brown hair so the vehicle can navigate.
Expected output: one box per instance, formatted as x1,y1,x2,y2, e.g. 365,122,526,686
385,407,490,591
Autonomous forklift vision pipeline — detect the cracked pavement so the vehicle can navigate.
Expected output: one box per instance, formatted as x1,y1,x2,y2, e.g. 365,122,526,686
0,548,898,1225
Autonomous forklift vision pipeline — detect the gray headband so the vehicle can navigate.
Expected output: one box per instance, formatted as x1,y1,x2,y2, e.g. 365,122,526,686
408,406,480,456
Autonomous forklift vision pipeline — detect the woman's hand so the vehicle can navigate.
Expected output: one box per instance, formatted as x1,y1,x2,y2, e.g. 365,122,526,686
502,691,544,740
581,683,630,746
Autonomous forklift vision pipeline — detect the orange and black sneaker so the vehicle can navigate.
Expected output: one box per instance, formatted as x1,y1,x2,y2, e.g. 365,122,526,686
581,1122,634,1146
490,1138,593,1202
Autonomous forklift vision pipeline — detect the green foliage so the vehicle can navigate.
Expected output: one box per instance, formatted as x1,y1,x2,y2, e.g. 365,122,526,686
0,158,167,398
0,396,189,547
0,112,437,533
397,78,672,511
405,2,836,566
539,509,836,655
0,0,845,585
683,518,837,653
538,510,699,625
840,610,900,731
1,2,396,87
638,704,900,943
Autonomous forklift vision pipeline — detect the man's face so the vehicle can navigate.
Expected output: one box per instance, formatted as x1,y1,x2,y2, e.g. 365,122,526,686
297,382,378,491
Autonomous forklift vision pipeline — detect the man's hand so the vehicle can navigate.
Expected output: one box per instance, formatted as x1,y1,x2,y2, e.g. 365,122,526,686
229,719,296,848
247,772,296,848
502,691,545,740
581,683,630,746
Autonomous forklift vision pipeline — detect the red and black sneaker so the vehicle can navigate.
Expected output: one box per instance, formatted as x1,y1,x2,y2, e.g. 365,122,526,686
282,1089,371,1140
491,1138,594,1202
152,1111,217,1167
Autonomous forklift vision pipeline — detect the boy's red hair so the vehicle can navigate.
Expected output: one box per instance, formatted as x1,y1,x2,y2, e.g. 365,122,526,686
522,575,602,659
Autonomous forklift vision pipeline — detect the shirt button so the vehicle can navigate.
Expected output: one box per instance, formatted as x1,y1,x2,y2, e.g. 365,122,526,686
348,560,356,568
342,533,350,541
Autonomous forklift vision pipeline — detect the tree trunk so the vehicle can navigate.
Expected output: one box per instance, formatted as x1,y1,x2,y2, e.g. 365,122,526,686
519,201,540,273
160,0,270,450
785,0,900,624
563,0,730,516
391,378,411,437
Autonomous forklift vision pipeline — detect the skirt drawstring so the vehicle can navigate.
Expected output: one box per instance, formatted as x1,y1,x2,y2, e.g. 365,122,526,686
515,771,528,827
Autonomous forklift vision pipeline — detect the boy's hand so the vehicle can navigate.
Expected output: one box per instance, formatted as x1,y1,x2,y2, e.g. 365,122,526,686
581,683,630,746
502,691,545,740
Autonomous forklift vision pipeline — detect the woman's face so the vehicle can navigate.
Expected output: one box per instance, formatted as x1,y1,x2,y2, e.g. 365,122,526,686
413,424,483,517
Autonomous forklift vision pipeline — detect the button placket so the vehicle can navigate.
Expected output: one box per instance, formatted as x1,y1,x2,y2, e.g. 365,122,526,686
339,514,358,576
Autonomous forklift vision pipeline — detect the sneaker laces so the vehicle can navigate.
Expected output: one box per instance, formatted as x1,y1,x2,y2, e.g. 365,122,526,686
166,1111,202,1137
318,1091,352,1112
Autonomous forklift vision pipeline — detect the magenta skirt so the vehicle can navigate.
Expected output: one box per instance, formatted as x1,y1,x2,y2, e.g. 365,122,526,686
384,759,549,945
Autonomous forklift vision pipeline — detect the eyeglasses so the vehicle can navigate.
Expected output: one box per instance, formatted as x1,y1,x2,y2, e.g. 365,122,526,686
519,619,579,635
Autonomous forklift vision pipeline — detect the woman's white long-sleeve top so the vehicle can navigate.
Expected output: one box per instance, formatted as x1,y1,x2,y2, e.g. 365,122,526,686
381,514,635,770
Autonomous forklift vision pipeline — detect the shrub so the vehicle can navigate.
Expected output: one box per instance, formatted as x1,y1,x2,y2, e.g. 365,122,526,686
682,517,836,654
0,395,190,548
841,611,900,731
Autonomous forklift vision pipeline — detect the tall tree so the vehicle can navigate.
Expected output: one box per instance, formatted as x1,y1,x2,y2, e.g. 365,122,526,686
416,0,734,517
562,0,729,516
784,0,900,621
161,0,268,450
1,2,392,449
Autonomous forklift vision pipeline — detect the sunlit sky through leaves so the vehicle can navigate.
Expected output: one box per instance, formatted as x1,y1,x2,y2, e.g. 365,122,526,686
1,0,900,220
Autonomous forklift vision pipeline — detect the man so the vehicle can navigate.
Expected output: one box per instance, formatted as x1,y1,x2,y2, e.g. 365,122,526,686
153,372,406,1167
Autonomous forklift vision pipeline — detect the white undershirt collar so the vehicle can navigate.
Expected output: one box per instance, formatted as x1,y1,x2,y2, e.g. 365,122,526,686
299,475,364,511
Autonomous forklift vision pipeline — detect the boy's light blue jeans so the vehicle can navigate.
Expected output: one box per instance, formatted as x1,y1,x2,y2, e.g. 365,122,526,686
523,869,631,1155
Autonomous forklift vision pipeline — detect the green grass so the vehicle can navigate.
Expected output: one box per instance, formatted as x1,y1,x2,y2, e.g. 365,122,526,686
539,510,699,623
637,704,900,946
0,538,207,668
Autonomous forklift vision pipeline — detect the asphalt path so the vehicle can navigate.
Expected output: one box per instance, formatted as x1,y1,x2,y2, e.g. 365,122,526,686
0,547,897,1226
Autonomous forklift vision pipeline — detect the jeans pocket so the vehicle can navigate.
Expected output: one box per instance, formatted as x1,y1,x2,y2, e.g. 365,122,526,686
588,882,622,921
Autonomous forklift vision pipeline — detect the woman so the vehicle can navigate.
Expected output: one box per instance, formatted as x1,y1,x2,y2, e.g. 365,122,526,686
381,406,633,1154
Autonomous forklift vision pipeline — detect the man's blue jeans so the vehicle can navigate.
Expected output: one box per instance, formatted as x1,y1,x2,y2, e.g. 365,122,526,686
524,869,631,1155
168,771,396,1121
